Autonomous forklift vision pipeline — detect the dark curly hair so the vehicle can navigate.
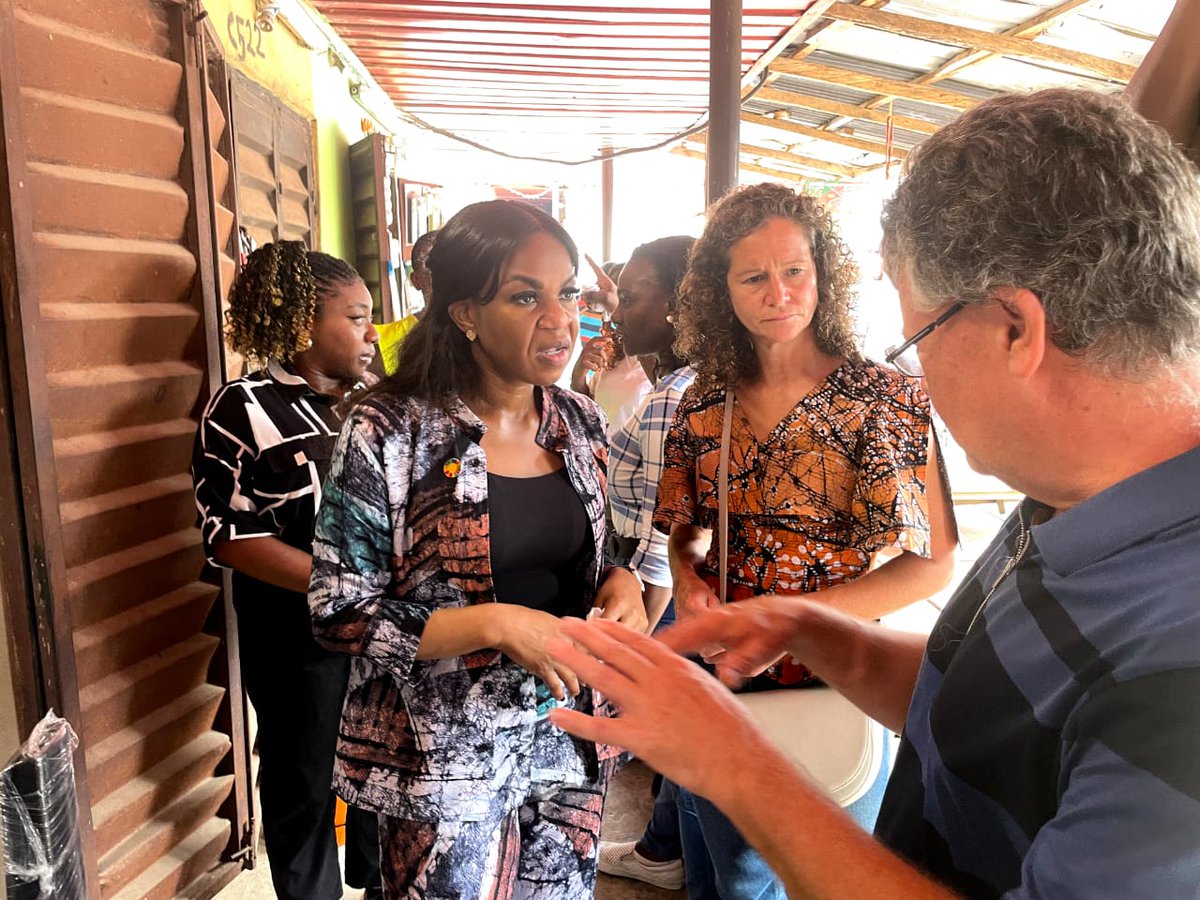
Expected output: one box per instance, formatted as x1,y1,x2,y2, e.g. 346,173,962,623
226,241,362,367
676,183,860,389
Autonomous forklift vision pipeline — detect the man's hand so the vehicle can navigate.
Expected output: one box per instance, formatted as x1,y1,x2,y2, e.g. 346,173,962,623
548,618,766,796
592,567,650,633
549,617,953,900
661,594,810,687
669,566,724,660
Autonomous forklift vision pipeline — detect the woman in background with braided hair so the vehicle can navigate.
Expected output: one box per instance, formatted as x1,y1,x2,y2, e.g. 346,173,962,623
191,241,382,899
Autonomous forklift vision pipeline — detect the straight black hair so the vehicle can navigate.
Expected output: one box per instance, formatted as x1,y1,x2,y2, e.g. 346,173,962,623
370,200,578,406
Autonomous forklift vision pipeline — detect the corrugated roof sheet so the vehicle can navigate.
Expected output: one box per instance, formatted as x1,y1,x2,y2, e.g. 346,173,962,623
311,0,1175,178
310,0,807,159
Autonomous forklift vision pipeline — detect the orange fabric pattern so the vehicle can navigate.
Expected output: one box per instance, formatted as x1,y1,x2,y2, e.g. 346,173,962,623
654,361,935,598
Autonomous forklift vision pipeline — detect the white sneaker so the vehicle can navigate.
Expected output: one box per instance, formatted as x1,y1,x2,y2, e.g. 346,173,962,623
598,841,684,891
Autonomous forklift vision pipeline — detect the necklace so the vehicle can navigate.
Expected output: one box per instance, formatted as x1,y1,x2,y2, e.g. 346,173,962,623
965,505,1032,636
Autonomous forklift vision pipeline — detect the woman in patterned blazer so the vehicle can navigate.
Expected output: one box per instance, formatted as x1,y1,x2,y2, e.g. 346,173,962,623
309,200,646,899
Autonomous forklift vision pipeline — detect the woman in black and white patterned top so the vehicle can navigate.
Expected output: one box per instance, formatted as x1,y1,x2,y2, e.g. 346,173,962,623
190,242,382,900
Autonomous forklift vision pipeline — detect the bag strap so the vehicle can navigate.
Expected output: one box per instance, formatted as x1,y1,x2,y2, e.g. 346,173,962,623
718,391,734,605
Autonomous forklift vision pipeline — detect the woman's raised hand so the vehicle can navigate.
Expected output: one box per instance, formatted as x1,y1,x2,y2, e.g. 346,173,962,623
581,254,619,316
578,334,613,372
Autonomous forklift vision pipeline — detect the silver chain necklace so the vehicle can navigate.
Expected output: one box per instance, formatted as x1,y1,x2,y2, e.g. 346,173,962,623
965,505,1032,636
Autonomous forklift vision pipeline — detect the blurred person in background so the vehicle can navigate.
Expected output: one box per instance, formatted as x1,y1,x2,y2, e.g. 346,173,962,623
598,234,696,891
374,229,439,377
571,257,653,436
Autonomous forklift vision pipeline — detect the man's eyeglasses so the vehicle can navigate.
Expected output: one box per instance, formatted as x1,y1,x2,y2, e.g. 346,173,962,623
884,302,966,377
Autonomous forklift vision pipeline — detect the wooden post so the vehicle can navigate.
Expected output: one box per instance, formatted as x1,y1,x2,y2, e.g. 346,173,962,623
601,147,614,263
707,0,741,206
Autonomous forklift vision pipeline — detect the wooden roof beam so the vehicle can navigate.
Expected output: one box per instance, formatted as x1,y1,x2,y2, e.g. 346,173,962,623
738,142,859,177
741,111,907,159
787,0,893,62
769,59,976,110
912,0,1102,86
754,86,940,134
689,126,840,166
674,145,850,183
821,0,1099,134
821,2,1134,82
741,0,840,89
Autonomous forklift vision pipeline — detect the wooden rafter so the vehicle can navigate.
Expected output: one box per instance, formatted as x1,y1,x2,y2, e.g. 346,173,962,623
738,142,859,177
822,0,1099,133
787,0,892,62
678,126,876,174
673,145,848,183
741,111,908,159
822,3,1134,82
910,0,1101,85
769,59,975,110
754,86,939,134
741,0,840,89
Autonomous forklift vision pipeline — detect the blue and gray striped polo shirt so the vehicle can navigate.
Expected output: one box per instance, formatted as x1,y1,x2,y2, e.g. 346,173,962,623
876,445,1200,898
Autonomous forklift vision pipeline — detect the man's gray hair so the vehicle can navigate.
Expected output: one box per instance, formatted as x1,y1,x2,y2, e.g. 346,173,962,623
881,88,1200,377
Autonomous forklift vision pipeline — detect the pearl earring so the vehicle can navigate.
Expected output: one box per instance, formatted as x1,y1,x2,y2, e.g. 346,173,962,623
465,329,477,342
665,314,675,324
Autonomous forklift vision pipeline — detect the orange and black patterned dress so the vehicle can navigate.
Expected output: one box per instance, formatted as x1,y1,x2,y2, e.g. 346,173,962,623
653,360,938,684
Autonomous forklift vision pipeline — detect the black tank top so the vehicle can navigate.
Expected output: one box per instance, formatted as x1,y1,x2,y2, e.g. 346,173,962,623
488,468,589,616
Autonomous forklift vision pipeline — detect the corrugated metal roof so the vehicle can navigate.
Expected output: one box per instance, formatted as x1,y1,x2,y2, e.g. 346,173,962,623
737,0,1172,178
311,0,1175,179
310,0,807,159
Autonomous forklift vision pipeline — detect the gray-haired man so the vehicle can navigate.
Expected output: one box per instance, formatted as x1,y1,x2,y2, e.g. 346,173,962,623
551,88,1200,899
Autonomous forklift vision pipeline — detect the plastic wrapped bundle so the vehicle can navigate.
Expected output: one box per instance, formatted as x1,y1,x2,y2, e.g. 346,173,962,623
1,710,86,899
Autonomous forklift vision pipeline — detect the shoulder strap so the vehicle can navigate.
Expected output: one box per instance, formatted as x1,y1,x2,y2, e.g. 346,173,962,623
718,391,734,605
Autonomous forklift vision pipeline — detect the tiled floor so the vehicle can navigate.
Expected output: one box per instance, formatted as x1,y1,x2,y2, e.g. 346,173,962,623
215,503,1008,900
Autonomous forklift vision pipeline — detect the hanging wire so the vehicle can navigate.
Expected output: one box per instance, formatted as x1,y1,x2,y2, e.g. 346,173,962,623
391,72,771,167
884,98,896,180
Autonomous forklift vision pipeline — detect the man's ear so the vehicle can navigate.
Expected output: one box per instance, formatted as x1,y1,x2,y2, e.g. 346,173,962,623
447,299,476,337
993,286,1047,378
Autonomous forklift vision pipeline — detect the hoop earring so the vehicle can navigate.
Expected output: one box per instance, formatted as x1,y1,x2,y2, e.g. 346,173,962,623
465,329,477,342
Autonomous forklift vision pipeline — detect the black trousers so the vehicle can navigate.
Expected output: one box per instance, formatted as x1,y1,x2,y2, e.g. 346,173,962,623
236,589,381,899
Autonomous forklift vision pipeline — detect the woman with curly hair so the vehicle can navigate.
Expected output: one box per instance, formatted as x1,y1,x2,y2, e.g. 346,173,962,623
191,241,382,899
651,183,958,899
